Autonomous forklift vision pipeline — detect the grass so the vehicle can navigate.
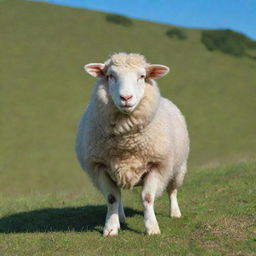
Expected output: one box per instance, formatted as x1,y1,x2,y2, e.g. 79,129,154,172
0,0,255,255
1,162,255,255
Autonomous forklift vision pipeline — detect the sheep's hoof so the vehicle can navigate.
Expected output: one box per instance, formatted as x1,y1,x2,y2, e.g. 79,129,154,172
146,225,161,235
103,226,119,237
170,208,181,218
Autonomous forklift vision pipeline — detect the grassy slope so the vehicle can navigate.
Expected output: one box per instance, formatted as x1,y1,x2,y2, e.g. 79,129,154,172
1,162,255,255
0,0,256,195
0,1,255,255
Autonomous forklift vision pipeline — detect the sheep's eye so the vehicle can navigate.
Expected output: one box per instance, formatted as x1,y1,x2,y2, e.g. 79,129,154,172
140,75,145,79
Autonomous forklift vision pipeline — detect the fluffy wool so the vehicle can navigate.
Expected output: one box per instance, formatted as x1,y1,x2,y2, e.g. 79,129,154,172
76,53,189,236
104,53,148,70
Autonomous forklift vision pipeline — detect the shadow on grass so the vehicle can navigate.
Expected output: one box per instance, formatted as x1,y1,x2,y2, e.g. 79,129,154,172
0,205,143,234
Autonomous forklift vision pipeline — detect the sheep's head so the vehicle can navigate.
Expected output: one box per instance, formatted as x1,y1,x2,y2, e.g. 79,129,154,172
84,53,169,114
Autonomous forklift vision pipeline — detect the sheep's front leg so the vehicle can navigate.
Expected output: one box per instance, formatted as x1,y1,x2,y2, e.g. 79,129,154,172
97,171,121,236
142,171,161,235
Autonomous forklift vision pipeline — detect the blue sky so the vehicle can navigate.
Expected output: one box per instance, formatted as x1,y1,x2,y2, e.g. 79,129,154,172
30,0,256,40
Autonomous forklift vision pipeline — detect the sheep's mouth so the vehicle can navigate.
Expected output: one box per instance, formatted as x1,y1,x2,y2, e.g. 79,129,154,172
118,101,140,113
119,105,135,114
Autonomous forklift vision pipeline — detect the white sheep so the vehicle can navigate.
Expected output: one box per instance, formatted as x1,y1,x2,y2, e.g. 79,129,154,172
76,53,189,236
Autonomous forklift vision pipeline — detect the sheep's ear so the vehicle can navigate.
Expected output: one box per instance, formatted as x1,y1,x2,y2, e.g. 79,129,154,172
147,65,170,79
84,63,105,77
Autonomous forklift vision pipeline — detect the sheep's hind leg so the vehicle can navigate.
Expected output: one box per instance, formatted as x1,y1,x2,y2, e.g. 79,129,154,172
118,199,126,223
168,188,181,218
167,162,186,218
142,171,162,235
96,171,121,236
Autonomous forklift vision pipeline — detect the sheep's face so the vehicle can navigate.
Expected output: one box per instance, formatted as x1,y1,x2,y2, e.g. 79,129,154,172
105,66,146,113
84,56,169,114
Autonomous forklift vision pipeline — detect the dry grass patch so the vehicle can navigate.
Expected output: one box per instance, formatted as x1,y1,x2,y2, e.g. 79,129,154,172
211,215,256,240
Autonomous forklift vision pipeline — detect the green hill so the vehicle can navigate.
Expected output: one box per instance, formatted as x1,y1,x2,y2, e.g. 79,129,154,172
0,0,255,195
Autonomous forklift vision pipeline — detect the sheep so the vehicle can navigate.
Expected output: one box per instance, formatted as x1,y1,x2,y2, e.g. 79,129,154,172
76,52,189,236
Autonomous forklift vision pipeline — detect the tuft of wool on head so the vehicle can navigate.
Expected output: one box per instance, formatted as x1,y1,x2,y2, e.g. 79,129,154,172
105,52,149,69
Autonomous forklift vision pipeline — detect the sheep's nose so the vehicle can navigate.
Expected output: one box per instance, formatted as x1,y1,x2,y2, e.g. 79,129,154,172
120,94,133,102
